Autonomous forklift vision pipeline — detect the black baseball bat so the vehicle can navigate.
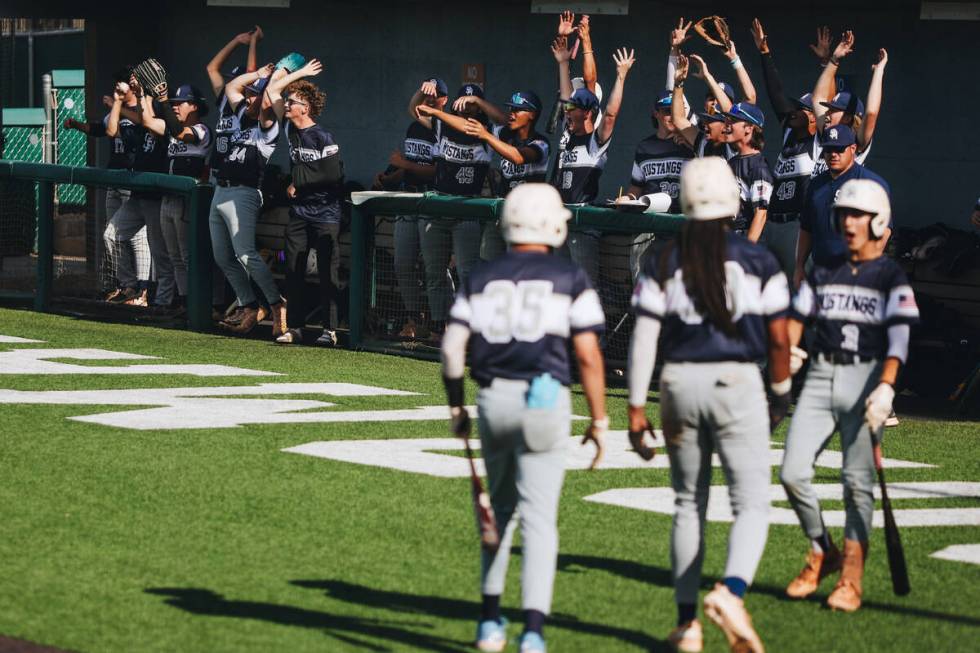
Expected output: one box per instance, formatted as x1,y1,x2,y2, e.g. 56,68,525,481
874,441,910,596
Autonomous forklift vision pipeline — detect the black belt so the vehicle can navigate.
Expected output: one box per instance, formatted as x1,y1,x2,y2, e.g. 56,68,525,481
817,352,876,365
768,213,799,224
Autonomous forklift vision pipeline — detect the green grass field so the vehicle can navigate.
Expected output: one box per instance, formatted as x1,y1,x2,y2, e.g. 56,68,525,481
1,307,978,652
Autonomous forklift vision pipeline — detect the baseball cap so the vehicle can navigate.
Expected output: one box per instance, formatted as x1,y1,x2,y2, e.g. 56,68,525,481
244,76,270,96
697,112,727,124
456,83,485,100
275,52,306,74
724,102,765,128
426,78,449,97
566,88,600,111
170,84,209,117
705,81,736,104
654,90,673,111
820,92,865,117
571,77,603,102
221,65,244,80
790,93,814,112
819,124,857,149
504,90,542,113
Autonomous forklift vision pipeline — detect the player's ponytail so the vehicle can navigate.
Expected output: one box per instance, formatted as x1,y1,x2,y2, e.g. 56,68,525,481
678,220,738,337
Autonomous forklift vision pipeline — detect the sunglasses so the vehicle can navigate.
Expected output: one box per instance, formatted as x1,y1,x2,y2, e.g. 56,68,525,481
284,98,308,107
564,102,587,112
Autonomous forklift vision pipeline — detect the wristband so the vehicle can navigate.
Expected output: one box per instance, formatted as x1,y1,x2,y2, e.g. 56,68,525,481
676,79,686,88
730,56,743,69
591,416,609,430
443,375,465,408
583,50,593,55
770,378,792,396
829,56,840,66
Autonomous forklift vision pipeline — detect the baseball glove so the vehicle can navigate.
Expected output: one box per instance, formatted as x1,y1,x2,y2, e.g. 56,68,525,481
134,58,168,99
694,15,732,50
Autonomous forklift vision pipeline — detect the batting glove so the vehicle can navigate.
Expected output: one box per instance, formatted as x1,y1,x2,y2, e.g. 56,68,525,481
450,406,472,438
628,418,657,461
769,391,792,431
864,382,895,432
790,345,809,376
582,416,608,470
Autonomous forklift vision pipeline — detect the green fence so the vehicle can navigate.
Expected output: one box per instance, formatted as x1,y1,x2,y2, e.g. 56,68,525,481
52,69,86,205
0,160,214,330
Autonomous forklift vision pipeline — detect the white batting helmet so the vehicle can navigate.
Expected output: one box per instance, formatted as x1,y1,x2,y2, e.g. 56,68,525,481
501,183,572,248
680,157,741,221
833,178,891,239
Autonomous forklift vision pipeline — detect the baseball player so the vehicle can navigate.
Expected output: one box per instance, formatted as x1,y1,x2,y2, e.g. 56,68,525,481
409,81,493,341
780,179,919,612
375,80,444,339
723,103,774,242
210,63,287,337
750,18,819,280
267,61,349,347
669,56,734,160
441,183,607,653
138,83,213,308
64,67,151,304
628,157,791,653
109,74,173,307
553,46,636,285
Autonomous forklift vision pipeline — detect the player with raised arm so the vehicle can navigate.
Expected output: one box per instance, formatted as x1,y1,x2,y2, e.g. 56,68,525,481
553,45,636,285
780,179,919,612
723,102,773,242
670,55,733,160
409,80,493,342
210,62,287,337
206,28,261,184
441,183,607,653
628,157,790,653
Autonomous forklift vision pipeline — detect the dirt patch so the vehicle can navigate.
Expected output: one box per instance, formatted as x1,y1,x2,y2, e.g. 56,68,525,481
0,636,75,653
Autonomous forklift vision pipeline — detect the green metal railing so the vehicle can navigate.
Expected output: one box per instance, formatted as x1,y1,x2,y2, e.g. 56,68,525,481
348,191,687,349
0,160,214,330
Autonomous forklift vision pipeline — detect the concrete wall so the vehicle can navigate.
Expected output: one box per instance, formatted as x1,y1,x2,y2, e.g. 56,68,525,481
16,0,980,228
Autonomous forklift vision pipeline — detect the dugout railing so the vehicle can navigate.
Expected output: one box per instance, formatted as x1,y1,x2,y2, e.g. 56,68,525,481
0,160,214,331
348,191,686,366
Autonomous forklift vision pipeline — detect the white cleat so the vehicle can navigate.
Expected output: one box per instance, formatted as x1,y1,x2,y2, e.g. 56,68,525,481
703,583,765,653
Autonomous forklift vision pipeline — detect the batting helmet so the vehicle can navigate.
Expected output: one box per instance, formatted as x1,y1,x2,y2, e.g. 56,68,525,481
501,183,571,248
680,157,740,221
833,178,891,239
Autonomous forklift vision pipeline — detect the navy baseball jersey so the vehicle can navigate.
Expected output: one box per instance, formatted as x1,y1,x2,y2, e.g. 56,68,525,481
554,130,610,204
629,133,693,213
801,164,891,266
632,232,790,362
448,250,605,387
792,256,919,362
215,108,280,188
210,94,245,179
769,132,818,217
491,125,549,192
285,121,343,223
728,152,774,233
432,117,492,196
168,122,213,178
401,121,436,191
89,111,138,170
130,117,168,198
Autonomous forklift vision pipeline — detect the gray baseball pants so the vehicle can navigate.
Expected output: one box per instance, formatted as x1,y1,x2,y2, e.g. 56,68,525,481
780,357,881,543
103,188,150,288
419,218,480,322
476,377,570,615
104,195,171,301
160,194,189,299
660,361,771,605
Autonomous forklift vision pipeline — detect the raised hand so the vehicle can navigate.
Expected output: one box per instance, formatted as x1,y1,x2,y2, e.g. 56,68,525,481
113,81,129,101
234,30,253,45
462,118,490,140
671,17,693,49
722,38,739,61
675,54,690,83
751,18,769,53
452,95,478,113
415,103,437,119
872,47,888,70
420,79,438,97
689,54,709,80
809,25,832,62
102,95,114,108
557,10,575,36
299,58,322,78
128,75,143,98
252,25,264,40
833,30,855,61
613,47,636,77
256,63,275,79
551,35,570,63
576,14,591,41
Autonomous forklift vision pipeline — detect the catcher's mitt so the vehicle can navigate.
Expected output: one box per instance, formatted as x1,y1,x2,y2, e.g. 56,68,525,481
134,58,169,99
694,15,732,50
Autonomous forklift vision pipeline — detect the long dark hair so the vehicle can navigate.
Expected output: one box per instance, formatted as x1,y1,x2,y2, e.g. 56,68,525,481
659,219,738,337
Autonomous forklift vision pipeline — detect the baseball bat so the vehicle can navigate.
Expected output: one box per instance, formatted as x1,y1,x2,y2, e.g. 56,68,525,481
874,440,910,596
462,432,500,553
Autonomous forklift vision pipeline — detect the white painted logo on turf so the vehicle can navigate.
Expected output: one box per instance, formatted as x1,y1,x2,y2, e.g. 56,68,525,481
0,348,280,377
282,431,930,478
0,335,44,343
584,482,980,528
0,383,426,430
930,544,980,566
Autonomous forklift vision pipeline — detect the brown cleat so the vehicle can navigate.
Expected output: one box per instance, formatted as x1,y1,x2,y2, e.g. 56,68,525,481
124,289,149,307
270,300,287,338
220,305,268,336
827,539,867,612
397,318,417,339
786,544,843,599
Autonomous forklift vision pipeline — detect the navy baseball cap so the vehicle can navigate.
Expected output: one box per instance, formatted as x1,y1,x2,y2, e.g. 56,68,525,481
245,76,270,96
821,92,864,117
505,90,541,112
567,88,600,111
698,112,727,124
724,102,765,128
170,84,209,117
457,83,484,100
790,93,814,112
221,65,244,80
654,90,673,111
819,124,857,149
427,78,449,97
705,82,736,104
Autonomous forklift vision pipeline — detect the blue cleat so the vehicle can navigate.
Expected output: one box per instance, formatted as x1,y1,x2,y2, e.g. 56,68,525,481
475,618,507,652
518,630,547,653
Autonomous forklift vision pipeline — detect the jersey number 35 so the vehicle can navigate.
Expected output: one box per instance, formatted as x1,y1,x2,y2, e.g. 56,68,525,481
481,279,552,344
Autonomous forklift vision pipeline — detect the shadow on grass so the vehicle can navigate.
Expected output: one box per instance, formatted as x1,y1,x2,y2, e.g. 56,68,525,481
289,579,669,651
554,551,980,628
144,587,469,652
